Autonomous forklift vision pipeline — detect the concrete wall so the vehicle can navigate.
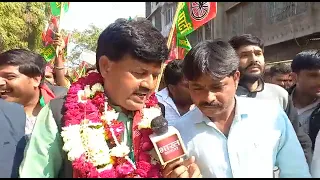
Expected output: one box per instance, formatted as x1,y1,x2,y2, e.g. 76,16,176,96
146,2,320,62
264,36,320,62
211,2,320,62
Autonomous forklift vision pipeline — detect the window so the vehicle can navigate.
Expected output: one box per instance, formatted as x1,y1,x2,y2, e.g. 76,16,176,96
296,2,308,14
243,3,255,27
227,6,242,37
243,2,257,33
165,7,173,25
152,16,156,27
266,2,308,24
230,13,240,36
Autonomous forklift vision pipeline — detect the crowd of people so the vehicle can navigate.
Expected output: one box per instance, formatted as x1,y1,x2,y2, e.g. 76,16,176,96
0,17,319,178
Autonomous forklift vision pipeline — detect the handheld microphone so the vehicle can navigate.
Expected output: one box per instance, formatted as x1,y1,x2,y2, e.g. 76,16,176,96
149,116,187,165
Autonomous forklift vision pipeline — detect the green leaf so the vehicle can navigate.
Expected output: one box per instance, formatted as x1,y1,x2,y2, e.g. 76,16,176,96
0,2,48,53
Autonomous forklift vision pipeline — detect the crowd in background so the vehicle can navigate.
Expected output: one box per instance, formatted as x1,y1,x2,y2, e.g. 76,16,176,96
0,18,319,178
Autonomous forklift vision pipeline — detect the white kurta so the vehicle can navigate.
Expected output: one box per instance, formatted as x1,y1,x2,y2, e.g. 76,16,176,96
173,97,311,178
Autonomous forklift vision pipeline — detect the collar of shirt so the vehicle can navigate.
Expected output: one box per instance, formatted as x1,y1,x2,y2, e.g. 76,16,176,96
110,103,133,119
237,78,265,97
192,97,250,126
156,87,180,116
291,87,320,114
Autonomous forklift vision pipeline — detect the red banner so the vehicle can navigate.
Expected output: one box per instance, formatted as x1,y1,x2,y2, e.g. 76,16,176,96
187,2,217,31
165,27,186,64
165,2,217,64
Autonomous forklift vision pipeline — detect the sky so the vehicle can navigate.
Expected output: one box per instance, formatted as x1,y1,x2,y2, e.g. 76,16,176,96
60,2,146,32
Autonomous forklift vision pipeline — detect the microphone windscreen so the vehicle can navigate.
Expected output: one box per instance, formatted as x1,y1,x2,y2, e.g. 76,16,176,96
151,116,168,135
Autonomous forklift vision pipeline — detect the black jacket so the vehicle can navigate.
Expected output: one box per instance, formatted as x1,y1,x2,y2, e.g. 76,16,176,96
45,82,68,98
0,99,26,178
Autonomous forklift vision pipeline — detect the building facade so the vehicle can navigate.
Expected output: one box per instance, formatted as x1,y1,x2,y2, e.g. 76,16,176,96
146,2,177,38
146,2,320,63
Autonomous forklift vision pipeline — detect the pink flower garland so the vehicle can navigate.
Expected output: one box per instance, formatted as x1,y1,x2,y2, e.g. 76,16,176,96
63,72,162,178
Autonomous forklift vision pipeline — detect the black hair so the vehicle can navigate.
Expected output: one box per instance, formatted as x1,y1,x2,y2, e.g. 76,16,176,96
269,63,292,76
229,34,264,51
291,49,320,73
0,49,46,83
264,67,271,76
96,18,169,72
85,64,96,74
183,39,239,81
164,59,184,86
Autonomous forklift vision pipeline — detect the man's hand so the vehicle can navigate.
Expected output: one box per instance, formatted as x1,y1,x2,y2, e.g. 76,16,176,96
52,33,66,55
162,156,202,178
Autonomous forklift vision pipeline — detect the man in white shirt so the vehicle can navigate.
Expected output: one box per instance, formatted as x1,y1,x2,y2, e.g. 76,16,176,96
169,39,311,178
156,60,193,125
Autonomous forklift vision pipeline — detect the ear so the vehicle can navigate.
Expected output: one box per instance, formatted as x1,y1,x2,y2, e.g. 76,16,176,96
233,70,240,86
167,84,176,96
32,76,42,88
290,72,297,82
99,56,114,78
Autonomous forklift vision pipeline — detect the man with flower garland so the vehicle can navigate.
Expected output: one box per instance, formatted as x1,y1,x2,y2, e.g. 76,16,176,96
19,18,201,178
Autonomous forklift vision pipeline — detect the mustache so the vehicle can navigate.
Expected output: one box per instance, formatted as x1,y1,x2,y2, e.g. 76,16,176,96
133,88,150,95
245,62,261,70
199,101,223,108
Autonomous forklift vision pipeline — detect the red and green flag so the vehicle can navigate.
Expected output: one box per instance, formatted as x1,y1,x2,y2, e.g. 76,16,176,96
50,2,70,16
41,3,70,63
167,2,217,63
166,27,188,63
42,16,59,46
176,2,217,38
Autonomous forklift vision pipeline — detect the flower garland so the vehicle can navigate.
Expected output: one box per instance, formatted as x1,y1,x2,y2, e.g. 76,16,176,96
61,72,162,178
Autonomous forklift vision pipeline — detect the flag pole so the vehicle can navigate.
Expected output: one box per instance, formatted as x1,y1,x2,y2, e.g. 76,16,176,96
56,2,65,57
154,2,182,92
